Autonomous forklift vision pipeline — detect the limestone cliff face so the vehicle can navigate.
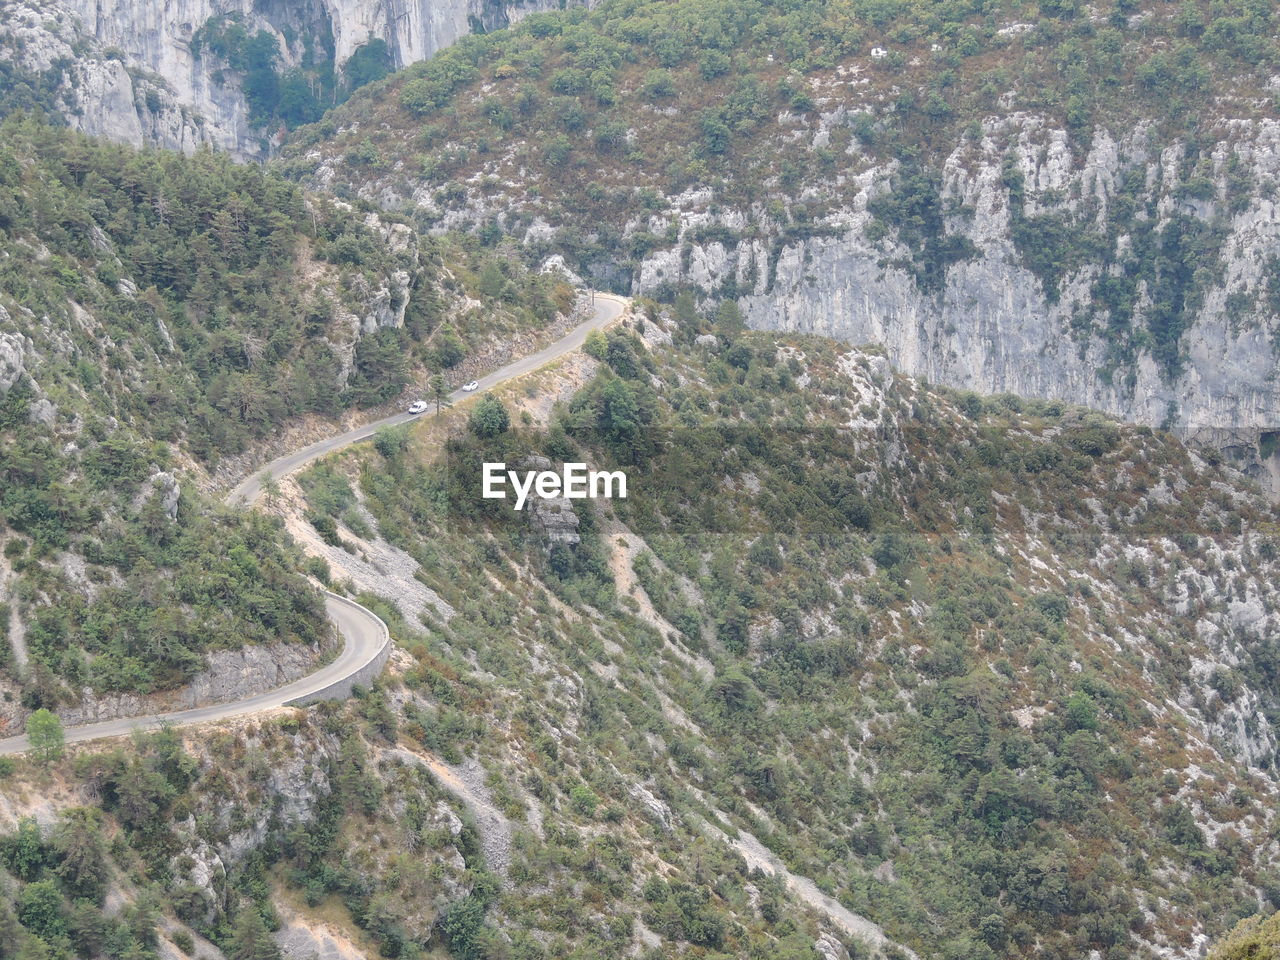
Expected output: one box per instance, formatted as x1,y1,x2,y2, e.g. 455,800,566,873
320,0,572,68
2,0,260,157
302,89,1280,479
627,115,1280,483
0,0,584,159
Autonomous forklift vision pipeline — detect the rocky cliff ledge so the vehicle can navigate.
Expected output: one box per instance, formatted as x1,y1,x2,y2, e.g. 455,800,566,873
0,0,589,158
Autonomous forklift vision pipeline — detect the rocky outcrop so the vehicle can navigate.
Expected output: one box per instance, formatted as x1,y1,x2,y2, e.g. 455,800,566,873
274,917,367,960
619,116,1280,489
176,641,332,710
304,206,420,391
320,0,587,71
169,835,228,925
0,0,591,159
521,456,581,546
0,324,56,424
134,471,181,522
0,321,28,394
638,119,1278,419
220,736,336,861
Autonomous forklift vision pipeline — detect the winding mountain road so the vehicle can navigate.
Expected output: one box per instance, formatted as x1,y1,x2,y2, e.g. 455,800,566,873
0,292,627,755
227,292,626,506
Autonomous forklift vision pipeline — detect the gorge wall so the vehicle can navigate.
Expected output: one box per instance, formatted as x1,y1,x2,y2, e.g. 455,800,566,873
0,0,587,159
625,114,1280,487
9,0,1280,486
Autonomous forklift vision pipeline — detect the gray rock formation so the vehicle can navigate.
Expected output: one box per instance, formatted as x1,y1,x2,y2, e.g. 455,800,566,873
176,641,331,709
330,106,1280,487
0,326,57,424
0,0,591,159
529,495,581,546
627,780,672,831
521,456,581,546
622,116,1280,489
135,471,181,522
169,835,228,925
0,328,29,394
814,933,850,960
42,639,332,728
157,474,181,521
274,921,364,960
2,1,245,155
635,315,673,348
26,398,56,425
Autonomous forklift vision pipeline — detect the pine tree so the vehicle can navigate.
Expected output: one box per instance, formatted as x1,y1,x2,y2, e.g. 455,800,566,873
430,373,452,417
26,709,63,765
468,395,510,439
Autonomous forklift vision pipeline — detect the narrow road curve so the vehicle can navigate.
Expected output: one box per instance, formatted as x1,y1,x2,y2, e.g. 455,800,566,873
227,292,627,506
0,293,628,755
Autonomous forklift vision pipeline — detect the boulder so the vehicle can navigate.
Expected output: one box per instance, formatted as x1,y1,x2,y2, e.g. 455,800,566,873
0,330,28,393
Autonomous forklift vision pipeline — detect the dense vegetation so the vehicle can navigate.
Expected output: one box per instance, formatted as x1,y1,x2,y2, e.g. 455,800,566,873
2,2,1278,952
0,120,407,457
0,121,579,704
1,282,1276,959
1208,910,1280,960
0,56,64,126
0,362,327,702
285,0,1278,227
0,121,365,697
0,120,578,459
0,717,491,960
279,306,1280,959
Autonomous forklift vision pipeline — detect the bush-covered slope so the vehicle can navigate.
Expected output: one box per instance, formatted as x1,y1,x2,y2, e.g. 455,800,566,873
0,119,577,461
0,120,578,712
227,306,1280,960
280,0,1280,458
283,0,1277,250
4,305,1280,960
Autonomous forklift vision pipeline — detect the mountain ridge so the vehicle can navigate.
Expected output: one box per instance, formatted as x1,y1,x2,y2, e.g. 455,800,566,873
279,0,1280,489
0,0,595,159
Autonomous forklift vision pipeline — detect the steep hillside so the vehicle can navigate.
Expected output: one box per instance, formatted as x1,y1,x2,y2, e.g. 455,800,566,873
282,0,1280,481
0,0,592,159
194,308,1280,960
0,120,578,728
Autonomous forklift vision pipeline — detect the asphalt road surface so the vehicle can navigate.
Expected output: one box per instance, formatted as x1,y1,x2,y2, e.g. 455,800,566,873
227,292,628,507
0,595,384,756
0,292,628,755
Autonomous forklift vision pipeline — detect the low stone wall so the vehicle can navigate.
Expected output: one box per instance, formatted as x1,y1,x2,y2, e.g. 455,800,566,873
59,639,336,726
0,635,338,737
285,592,392,706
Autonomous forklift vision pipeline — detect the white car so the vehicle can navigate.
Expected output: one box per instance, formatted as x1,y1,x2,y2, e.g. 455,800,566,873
462,380,479,392
408,400,428,414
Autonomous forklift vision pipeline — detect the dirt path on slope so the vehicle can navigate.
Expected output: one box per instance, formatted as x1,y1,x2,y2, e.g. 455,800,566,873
381,746,516,879
701,818,918,959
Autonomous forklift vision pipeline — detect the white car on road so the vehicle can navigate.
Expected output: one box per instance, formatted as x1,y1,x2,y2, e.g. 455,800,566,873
408,400,428,414
462,380,479,392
